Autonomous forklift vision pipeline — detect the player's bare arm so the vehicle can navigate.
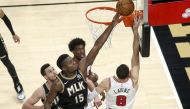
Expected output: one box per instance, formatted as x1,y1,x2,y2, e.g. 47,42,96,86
22,87,44,109
0,8,20,43
87,77,109,98
96,78,110,94
79,13,120,77
130,16,141,90
85,78,110,103
86,77,102,107
86,78,95,92
44,79,63,109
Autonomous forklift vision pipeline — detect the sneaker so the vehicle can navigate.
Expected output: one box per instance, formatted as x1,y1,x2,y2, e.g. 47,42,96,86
14,82,25,100
17,91,25,100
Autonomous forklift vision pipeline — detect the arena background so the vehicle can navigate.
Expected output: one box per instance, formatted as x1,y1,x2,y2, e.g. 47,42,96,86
0,0,183,109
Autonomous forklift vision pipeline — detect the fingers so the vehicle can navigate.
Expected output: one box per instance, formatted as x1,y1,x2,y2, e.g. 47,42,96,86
95,105,98,109
96,106,99,109
15,38,20,43
13,35,20,43
94,102,102,108
14,38,20,43
133,14,142,27
93,97,102,108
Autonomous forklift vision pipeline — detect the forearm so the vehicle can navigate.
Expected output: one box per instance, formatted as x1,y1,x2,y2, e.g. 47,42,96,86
94,23,115,49
94,13,120,48
84,22,116,66
131,29,140,68
86,78,96,92
132,30,140,56
1,14,15,35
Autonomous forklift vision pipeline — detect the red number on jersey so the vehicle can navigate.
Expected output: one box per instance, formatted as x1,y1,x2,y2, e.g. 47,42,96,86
116,95,127,106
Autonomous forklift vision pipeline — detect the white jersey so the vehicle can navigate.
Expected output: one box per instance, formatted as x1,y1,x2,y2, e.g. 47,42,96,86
105,76,137,109
85,89,93,109
85,66,93,109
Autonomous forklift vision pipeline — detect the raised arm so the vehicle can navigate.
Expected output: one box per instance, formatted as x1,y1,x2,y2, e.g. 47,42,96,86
130,16,141,90
80,13,120,75
44,79,63,109
22,87,44,109
0,8,20,43
86,78,108,103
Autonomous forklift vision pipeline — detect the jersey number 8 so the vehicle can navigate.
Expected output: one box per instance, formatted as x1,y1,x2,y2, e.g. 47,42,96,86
116,95,127,106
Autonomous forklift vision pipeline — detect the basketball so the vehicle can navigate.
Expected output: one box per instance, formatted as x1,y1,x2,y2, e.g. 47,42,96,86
88,73,98,83
116,0,135,16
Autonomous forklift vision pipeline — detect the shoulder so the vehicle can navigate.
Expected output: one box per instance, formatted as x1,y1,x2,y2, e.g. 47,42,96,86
129,72,138,90
99,77,110,91
37,86,46,97
29,86,45,100
102,77,110,83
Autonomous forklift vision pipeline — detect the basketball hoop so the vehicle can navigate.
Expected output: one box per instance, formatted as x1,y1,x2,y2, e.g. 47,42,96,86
85,6,123,49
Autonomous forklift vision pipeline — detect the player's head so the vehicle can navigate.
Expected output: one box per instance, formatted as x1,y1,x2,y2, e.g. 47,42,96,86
57,54,78,73
116,64,129,79
40,63,57,81
68,38,86,61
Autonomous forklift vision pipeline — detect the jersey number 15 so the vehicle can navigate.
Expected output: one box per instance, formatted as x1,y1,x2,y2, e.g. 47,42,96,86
75,94,84,104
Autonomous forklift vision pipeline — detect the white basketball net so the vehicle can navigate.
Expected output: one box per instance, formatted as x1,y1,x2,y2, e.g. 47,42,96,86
86,7,116,49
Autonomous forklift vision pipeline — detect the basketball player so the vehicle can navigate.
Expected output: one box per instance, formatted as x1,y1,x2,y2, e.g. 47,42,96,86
44,13,120,109
22,63,61,109
68,38,103,108
0,8,25,100
87,16,141,109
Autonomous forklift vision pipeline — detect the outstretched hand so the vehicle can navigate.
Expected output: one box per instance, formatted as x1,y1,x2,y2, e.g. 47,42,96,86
12,34,20,43
132,15,142,31
94,97,102,108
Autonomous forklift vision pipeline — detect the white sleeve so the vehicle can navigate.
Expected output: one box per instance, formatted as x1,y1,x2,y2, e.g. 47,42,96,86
87,89,99,103
87,65,92,76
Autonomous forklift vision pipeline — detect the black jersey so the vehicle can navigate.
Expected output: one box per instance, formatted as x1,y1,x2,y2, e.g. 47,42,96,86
41,83,60,109
57,70,88,109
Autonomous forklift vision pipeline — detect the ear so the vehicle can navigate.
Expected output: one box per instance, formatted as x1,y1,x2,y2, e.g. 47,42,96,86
44,75,48,80
72,51,76,55
62,67,67,71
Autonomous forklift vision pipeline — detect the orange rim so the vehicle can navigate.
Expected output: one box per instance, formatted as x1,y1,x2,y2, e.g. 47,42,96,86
85,6,123,25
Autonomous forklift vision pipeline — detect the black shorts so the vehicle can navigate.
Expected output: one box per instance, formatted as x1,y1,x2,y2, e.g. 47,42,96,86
0,35,8,58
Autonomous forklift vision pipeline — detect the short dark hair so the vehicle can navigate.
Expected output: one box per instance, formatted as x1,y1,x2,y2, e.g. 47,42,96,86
57,54,69,69
68,38,86,51
40,63,50,76
116,64,129,79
